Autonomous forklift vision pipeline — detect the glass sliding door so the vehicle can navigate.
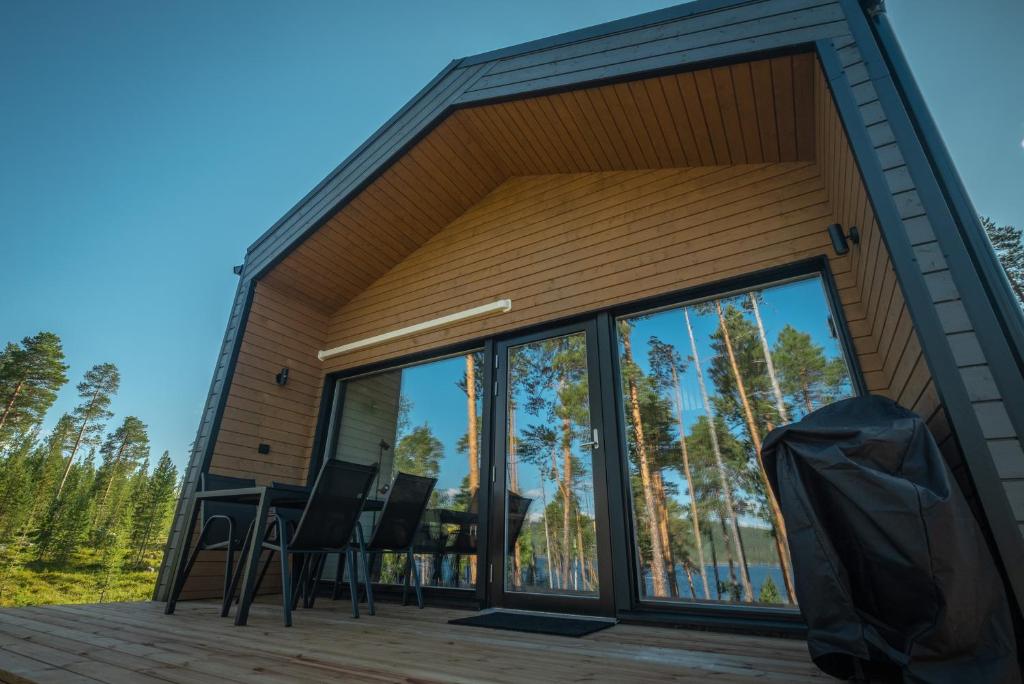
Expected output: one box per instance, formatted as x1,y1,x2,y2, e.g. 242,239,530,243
491,321,614,614
615,275,855,607
324,350,485,589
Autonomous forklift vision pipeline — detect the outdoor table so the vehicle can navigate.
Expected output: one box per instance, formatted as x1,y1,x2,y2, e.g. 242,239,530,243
164,485,316,625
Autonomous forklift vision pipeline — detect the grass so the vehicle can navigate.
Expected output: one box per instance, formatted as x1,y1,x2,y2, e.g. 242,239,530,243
0,547,163,608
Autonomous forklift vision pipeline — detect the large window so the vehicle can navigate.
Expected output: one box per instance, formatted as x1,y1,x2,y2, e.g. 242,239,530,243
328,351,484,589
615,276,854,606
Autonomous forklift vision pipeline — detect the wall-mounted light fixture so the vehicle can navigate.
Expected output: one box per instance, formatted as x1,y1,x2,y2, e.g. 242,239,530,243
317,298,513,361
828,223,860,255
232,264,244,276
275,367,289,386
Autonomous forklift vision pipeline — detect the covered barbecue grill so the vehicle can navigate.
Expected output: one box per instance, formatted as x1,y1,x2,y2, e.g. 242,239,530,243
762,396,1019,683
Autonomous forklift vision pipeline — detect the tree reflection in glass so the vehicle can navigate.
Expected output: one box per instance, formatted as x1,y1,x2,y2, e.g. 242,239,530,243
617,276,854,606
505,332,599,596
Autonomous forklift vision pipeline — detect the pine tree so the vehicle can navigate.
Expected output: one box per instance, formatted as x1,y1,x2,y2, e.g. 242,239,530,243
708,302,795,603
393,423,443,479
56,363,119,499
619,322,670,596
773,325,844,416
983,216,1024,307
0,433,39,540
0,332,69,442
92,416,150,535
684,307,754,602
759,575,782,604
129,451,178,568
37,451,98,563
648,336,709,599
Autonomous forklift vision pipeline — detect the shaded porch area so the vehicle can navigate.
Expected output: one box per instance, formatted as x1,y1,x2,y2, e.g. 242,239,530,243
0,600,825,683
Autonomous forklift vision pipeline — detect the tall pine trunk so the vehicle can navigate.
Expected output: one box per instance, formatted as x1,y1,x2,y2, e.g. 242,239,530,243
684,308,753,602
669,364,710,599
508,400,523,582
0,380,24,433
559,411,573,588
749,294,789,424
465,355,479,584
539,467,554,589
56,388,101,499
654,471,679,597
714,300,796,603
466,355,479,491
620,329,670,597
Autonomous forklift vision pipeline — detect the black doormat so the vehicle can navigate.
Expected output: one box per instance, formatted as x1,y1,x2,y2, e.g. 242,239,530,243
449,611,614,637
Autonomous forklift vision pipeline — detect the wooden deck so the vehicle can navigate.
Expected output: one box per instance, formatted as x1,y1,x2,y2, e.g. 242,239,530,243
0,599,826,683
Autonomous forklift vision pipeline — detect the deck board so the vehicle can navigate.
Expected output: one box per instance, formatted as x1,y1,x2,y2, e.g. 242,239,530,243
0,600,826,683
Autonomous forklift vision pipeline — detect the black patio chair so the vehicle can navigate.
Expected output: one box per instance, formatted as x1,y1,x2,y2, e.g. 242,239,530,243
412,508,448,587
251,459,378,625
355,472,437,611
174,473,258,617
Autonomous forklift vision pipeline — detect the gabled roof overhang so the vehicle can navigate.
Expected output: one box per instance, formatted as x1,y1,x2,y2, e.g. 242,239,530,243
241,0,854,307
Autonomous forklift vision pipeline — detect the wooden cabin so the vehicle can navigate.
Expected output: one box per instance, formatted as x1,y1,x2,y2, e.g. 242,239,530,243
153,0,1024,640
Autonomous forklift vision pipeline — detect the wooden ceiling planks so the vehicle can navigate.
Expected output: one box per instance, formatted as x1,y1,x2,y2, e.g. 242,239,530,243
261,52,817,311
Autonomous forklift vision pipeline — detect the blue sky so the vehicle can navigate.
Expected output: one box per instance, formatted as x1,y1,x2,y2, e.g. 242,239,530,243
1,1,1021,472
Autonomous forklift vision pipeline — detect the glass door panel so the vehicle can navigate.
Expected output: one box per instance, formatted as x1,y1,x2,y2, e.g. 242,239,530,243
502,330,601,599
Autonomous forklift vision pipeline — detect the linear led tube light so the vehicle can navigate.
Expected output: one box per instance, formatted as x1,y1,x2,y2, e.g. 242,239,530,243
317,299,512,361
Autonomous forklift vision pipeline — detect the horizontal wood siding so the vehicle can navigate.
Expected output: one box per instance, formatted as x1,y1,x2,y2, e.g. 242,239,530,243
178,282,327,599
322,161,870,374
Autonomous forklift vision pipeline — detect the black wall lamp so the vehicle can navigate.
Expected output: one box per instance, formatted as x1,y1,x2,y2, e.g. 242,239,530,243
275,367,289,386
828,223,860,255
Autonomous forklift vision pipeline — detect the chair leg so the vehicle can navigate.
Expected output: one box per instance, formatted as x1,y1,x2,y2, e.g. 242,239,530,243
292,555,307,612
355,524,374,616
307,554,325,609
401,553,411,606
252,549,274,597
222,521,255,616
346,548,359,618
408,548,423,609
332,552,345,601
278,522,292,627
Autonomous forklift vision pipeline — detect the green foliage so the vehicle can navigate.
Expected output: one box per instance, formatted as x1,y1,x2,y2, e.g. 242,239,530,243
773,325,849,417
0,331,69,444
983,216,1024,308
393,423,443,478
759,575,782,604
0,332,178,607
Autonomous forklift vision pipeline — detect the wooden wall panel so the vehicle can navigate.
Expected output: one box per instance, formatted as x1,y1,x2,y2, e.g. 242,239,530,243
179,281,327,599
321,162,866,375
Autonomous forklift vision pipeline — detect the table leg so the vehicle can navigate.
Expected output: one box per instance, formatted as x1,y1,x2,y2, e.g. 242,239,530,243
164,495,199,615
234,491,270,626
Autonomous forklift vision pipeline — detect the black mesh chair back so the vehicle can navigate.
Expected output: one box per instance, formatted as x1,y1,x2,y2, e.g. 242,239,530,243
446,489,479,555
506,493,533,553
411,508,446,555
290,460,377,551
366,472,437,551
200,473,257,548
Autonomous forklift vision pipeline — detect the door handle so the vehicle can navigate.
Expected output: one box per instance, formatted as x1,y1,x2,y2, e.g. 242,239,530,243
580,428,600,450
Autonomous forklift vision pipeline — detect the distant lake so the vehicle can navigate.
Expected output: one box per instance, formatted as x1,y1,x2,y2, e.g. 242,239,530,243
642,563,792,604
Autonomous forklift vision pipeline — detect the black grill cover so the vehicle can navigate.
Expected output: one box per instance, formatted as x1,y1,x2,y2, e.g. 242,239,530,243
762,396,1019,683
